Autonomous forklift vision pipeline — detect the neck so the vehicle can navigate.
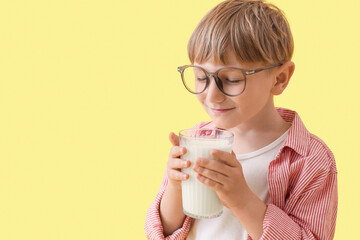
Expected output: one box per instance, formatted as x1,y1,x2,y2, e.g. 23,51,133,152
228,101,291,155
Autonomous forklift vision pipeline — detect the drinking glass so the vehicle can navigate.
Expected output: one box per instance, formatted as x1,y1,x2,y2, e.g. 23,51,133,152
179,128,234,219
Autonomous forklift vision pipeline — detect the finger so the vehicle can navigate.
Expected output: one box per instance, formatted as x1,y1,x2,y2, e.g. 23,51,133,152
193,164,227,184
170,146,187,158
169,132,180,146
168,157,191,169
195,157,231,176
211,149,238,167
196,173,223,191
169,169,189,181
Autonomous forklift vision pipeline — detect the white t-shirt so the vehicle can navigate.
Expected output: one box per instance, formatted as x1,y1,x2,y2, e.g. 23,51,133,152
186,129,289,240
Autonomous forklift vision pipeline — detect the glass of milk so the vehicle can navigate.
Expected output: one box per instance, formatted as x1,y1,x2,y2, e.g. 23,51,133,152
179,128,234,219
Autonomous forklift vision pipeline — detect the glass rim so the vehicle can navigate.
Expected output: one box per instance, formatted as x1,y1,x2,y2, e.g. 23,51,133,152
179,128,234,140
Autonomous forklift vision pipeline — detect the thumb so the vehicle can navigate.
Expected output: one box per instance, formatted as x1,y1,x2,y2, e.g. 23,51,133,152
169,132,180,146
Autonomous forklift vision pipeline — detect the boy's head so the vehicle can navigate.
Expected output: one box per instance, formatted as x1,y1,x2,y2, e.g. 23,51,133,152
180,0,295,130
188,0,294,66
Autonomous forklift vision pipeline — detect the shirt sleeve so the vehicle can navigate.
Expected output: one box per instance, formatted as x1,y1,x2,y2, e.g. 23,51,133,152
260,171,338,240
145,122,212,239
144,173,193,240
145,122,217,239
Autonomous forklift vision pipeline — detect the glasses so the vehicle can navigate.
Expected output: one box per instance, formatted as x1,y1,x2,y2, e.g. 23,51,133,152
177,63,282,97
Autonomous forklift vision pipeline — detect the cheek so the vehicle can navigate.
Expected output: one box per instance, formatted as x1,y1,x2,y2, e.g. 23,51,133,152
196,94,205,104
231,91,252,108
245,78,272,100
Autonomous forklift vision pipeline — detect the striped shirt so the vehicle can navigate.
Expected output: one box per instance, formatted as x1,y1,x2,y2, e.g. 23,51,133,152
145,108,338,240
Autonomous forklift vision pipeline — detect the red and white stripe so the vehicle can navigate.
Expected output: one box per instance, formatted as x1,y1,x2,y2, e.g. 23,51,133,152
145,108,338,240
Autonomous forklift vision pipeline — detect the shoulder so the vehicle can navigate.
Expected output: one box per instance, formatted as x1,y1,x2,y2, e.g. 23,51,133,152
278,108,337,175
306,134,337,174
283,133,337,196
286,133,337,188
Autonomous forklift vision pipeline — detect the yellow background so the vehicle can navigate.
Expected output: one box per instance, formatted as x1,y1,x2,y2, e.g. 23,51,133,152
0,0,358,239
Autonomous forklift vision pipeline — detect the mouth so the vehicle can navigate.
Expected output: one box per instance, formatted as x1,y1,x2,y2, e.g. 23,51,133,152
210,107,235,114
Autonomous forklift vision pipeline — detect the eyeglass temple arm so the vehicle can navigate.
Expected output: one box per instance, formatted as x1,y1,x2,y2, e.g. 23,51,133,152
245,63,283,75
177,65,192,73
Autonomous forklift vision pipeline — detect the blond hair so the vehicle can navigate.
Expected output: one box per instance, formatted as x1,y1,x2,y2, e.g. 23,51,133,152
188,0,294,65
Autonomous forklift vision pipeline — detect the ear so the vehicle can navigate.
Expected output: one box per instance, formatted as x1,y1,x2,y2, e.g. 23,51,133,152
271,61,295,95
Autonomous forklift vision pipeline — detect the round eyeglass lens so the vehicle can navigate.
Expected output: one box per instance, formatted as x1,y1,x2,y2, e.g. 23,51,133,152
182,66,246,95
217,68,246,96
182,66,207,94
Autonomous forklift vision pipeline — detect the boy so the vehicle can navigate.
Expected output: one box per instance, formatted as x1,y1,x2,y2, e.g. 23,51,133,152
145,0,337,239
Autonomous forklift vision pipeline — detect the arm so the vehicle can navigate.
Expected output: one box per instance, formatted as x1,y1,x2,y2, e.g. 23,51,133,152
145,132,194,239
160,179,186,236
193,150,267,239
229,166,338,240
261,171,338,239
193,149,338,240
145,174,193,240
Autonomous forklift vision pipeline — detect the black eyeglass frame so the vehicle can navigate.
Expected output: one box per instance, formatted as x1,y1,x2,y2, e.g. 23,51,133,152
177,63,282,97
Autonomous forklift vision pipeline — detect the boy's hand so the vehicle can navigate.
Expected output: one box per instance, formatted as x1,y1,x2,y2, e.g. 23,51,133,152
192,149,251,210
166,132,191,187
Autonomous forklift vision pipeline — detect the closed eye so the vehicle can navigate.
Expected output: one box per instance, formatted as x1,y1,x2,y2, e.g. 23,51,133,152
224,79,244,83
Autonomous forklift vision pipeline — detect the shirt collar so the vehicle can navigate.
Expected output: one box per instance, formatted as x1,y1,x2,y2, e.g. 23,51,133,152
276,108,310,157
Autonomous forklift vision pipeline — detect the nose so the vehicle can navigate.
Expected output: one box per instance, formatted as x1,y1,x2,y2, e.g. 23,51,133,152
204,75,226,103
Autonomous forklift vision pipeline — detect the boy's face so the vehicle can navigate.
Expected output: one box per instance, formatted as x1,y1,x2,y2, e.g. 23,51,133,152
195,51,278,130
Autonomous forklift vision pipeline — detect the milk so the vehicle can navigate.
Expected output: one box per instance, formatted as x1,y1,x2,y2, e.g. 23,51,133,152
179,129,233,219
